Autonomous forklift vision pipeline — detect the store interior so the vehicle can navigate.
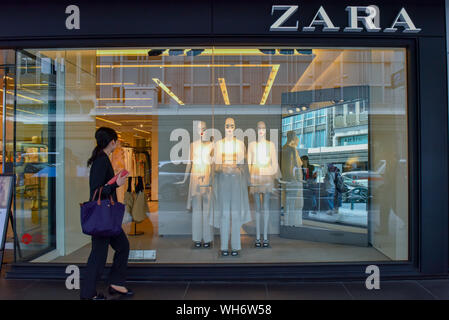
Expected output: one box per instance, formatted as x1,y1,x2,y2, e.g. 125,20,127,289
8,47,408,264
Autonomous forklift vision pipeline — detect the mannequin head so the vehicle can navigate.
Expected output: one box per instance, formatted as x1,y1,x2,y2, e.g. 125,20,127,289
196,120,207,139
225,118,235,138
286,130,299,147
257,121,267,140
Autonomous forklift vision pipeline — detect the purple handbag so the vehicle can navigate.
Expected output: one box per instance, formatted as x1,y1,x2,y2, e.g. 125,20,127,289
80,187,125,237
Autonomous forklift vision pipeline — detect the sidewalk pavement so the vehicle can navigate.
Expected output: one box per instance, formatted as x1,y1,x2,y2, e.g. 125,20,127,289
1,275,449,300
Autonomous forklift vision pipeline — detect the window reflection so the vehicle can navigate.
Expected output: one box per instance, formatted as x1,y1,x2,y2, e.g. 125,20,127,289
13,47,408,264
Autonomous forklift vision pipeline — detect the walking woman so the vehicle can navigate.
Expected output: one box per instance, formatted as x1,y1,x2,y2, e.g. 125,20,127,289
80,127,133,300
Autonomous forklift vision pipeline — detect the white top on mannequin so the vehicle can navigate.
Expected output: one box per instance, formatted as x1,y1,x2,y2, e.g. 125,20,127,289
247,121,280,193
214,118,245,172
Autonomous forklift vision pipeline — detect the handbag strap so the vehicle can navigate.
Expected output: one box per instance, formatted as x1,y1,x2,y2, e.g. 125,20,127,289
91,188,99,202
93,186,116,206
96,187,103,205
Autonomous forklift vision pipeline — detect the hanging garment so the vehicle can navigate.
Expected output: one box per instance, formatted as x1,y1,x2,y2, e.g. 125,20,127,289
122,148,137,177
123,191,134,224
122,177,134,224
131,191,148,223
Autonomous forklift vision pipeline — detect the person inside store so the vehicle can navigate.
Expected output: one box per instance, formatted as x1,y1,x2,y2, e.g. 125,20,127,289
81,127,132,300
324,163,337,215
301,155,318,214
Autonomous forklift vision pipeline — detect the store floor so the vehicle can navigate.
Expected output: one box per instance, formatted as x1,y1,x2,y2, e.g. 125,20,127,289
45,202,389,264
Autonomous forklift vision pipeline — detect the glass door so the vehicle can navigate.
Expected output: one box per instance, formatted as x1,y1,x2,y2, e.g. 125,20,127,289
14,49,57,261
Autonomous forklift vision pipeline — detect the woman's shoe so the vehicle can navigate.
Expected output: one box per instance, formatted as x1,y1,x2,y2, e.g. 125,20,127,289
255,239,262,248
221,250,229,256
194,241,202,248
231,250,239,256
81,292,107,300
108,286,134,297
263,240,270,248
203,242,211,248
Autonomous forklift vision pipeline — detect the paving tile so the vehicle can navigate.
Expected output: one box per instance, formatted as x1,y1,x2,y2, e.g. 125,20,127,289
267,282,351,300
185,282,267,300
343,280,435,300
117,282,189,300
0,278,37,300
416,280,449,300
18,280,80,300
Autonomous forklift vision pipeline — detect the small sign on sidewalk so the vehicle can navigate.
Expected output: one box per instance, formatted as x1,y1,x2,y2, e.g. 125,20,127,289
128,250,157,262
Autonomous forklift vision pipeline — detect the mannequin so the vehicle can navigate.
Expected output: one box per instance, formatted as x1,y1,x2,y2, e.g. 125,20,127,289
211,118,251,256
175,121,213,248
248,121,279,248
281,130,304,226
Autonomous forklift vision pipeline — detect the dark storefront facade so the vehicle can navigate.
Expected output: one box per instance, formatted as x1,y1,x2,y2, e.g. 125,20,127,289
1,0,448,281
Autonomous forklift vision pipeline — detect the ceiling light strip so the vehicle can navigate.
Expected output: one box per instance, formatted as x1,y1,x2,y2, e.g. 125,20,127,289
96,106,153,108
152,78,184,105
218,78,230,105
95,117,122,126
97,64,277,68
97,98,152,101
133,128,151,134
260,65,280,105
0,89,43,103
96,83,136,85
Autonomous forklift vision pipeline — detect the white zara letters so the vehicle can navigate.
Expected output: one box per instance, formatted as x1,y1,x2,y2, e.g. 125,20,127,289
270,5,421,33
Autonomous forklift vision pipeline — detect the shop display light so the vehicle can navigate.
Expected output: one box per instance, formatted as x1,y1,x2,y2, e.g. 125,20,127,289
259,49,276,55
0,88,42,103
133,128,151,134
152,78,184,105
96,82,135,86
96,117,122,126
279,49,295,55
169,49,185,56
148,49,165,56
186,49,205,56
218,78,230,105
260,65,279,105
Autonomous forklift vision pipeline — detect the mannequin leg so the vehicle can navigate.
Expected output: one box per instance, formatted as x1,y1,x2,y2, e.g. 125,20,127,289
202,192,213,243
286,184,296,226
253,193,262,241
262,193,270,241
230,177,241,251
192,196,202,242
296,184,303,225
220,176,231,251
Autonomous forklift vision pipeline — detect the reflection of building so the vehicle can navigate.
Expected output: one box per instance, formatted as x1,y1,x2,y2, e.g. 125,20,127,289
282,108,328,148
332,99,368,147
282,98,369,171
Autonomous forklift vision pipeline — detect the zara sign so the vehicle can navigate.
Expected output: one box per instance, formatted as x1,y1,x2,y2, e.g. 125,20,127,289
270,5,421,33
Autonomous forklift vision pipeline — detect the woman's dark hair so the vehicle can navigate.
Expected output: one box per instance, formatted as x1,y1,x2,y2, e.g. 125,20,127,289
87,127,118,167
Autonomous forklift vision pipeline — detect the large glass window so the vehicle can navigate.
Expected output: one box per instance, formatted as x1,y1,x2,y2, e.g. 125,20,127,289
13,47,408,264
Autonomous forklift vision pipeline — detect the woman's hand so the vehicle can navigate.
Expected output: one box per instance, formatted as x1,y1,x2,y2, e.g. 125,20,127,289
116,170,129,187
